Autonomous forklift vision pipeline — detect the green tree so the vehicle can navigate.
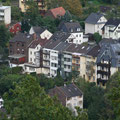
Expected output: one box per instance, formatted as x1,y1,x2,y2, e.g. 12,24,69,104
0,74,21,96
104,72,120,120
75,77,105,120
3,75,88,120
0,24,10,48
11,6,21,21
25,0,39,25
93,33,102,44
21,20,31,33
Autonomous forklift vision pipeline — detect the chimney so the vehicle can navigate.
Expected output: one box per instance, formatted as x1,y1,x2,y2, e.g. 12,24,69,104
33,33,37,40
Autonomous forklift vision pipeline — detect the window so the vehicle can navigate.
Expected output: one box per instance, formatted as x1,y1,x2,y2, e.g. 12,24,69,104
79,34,81,37
30,51,32,55
17,43,19,46
10,44,12,47
70,29,73,32
22,49,24,54
77,28,80,31
76,34,78,37
68,65,70,69
10,50,12,53
22,43,24,47
76,59,79,64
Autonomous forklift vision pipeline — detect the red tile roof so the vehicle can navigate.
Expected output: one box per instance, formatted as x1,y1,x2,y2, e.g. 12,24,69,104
50,7,66,18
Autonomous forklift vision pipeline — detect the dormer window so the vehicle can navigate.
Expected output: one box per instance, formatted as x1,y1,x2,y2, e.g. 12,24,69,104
77,28,80,31
70,29,73,32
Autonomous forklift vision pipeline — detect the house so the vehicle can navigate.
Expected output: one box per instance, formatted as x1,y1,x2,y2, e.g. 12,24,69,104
19,0,47,14
58,21,88,44
42,39,71,77
102,18,120,39
24,38,49,74
9,22,21,35
9,33,34,68
85,12,107,35
0,96,3,108
29,26,53,40
49,83,83,116
45,7,66,19
0,6,11,25
96,43,120,87
85,45,100,83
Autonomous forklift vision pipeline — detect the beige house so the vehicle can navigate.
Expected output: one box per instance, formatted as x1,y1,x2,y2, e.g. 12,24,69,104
19,0,47,14
49,84,83,116
85,12,107,35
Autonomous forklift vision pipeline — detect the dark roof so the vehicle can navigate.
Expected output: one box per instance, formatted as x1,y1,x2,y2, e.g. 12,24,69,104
50,31,71,41
10,32,33,43
96,43,120,67
29,38,49,48
53,42,71,52
32,26,45,35
58,84,83,98
58,21,83,33
85,12,104,24
102,18,120,30
87,45,100,57
65,43,92,55
43,39,62,49
99,38,118,47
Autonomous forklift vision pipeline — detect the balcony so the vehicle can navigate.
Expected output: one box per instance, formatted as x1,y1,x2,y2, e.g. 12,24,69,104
97,63,110,68
97,70,109,76
43,64,50,68
43,50,50,55
0,12,4,16
97,78,108,84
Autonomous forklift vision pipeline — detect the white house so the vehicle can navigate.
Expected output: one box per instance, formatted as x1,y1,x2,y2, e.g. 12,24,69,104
0,6,11,25
29,26,53,40
49,84,83,116
24,38,49,74
85,12,107,35
58,21,88,44
102,19,120,39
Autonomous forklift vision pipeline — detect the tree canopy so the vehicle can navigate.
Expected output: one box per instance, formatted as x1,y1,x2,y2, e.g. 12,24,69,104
3,75,88,120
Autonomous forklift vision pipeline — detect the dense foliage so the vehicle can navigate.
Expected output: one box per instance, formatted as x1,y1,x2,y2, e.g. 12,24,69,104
0,65,120,120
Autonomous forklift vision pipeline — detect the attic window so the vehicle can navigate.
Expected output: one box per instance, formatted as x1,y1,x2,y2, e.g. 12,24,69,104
82,46,85,49
70,29,73,32
77,28,80,31
68,89,71,92
117,52,120,55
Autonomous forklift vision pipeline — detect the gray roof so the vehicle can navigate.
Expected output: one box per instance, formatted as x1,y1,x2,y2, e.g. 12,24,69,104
50,31,71,41
58,84,83,98
53,42,71,52
10,32,33,43
44,31,71,50
85,12,104,24
102,18,120,31
32,26,45,35
65,43,93,55
99,38,118,47
97,43,120,67
58,21,83,33
87,45,100,57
